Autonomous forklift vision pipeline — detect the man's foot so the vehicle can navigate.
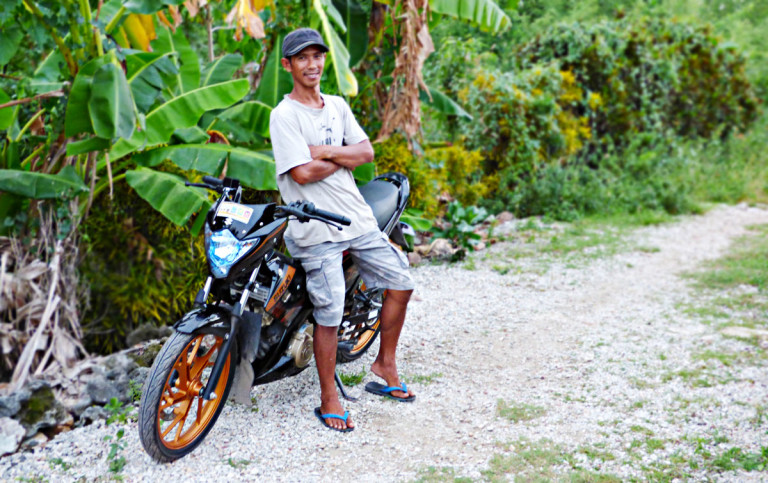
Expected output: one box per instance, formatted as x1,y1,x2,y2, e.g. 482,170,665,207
318,398,354,431
371,360,415,400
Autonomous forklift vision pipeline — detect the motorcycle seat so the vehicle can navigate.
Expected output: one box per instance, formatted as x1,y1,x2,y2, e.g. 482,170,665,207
358,179,399,231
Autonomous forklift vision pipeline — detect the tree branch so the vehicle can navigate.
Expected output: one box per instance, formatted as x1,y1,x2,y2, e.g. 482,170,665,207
0,90,65,110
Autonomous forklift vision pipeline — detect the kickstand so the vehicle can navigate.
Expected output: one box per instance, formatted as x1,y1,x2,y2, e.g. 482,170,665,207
335,371,358,402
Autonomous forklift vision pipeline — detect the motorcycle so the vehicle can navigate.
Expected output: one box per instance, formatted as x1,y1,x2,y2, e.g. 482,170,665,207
138,172,412,462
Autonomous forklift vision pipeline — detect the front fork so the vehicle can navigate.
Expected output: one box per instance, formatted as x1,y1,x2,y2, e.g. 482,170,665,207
200,264,260,400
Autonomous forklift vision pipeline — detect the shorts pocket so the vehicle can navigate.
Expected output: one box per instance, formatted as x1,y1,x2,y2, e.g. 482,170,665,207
388,242,410,270
301,259,333,308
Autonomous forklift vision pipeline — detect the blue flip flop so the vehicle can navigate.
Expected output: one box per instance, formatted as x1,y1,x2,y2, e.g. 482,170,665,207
314,407,354,433
364,381,416,403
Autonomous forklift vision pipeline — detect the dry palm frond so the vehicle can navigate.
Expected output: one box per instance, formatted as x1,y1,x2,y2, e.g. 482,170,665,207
1,200,87,389
376,0,434,144
226,0,270,41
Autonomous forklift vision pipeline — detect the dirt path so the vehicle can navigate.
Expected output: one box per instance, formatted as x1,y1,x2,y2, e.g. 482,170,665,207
2,204,767,481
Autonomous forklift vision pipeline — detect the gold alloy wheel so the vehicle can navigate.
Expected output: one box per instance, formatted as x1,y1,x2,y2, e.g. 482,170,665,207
351,319,380,352
349,287,385,353
156,334,230,450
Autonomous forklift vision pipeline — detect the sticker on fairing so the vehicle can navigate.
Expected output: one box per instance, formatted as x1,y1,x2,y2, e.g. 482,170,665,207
217,202,253,224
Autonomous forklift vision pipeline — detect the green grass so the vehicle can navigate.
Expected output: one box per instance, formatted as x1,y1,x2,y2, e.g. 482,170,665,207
339,370,366,386
685,223,768,332
405,372,443,385
481,439,622,482
414,466,472,483
496,399,546,423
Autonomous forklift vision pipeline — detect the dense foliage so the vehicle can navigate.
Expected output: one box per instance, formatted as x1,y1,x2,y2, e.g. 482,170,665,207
1,0,766,359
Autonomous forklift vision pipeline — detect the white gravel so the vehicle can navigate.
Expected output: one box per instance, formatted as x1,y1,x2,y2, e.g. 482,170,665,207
2,203,768,482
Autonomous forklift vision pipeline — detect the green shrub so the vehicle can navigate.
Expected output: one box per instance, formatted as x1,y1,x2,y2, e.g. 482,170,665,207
518,18,759,145
374,135,441,217
81,176,207,354
458,64,594,209
424,144,489,207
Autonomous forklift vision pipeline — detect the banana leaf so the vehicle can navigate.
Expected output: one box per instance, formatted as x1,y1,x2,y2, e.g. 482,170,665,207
0,170,88,199
30,50,66,94
153,25,200,95
332,0,369,67
109,78,250,160
89,62,136,140
353,162,375,184
127,52,178,112
64,56,111,137
124,0,185,15
313,0,358,96
201,54,243,87
217,101,272,139
65,137,110,156
430,0,511,33
255,34,292,108
125,167,210,226
420,86,472,119
0,24,23,67
172,126,209,143
134,144,277,190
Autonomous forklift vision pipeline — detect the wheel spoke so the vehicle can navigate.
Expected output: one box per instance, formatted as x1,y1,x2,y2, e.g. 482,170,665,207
160,409,185,439
174,400,194,443
196,397,202,421
187,336,203,365
189,339,222,381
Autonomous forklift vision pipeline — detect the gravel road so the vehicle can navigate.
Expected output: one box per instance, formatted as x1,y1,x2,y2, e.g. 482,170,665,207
2,204,767,482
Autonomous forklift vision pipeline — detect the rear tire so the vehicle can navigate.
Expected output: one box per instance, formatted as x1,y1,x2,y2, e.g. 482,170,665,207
138,330,235,462
336,285,384,363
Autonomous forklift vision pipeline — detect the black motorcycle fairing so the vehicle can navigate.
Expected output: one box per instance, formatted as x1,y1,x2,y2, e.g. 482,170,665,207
210,203,275,238
174,306,232,335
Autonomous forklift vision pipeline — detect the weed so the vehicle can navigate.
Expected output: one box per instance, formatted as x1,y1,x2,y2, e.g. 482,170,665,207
338,370,366,386
105,398,134,425
496,399,546,422
406,373,443,385
481,438,621,482
415,466,472,482
225,458,252,468
713,446,768,471
630,425,654,436
646,438,666,453
128,379,142,403
48,458,72,471
104,428,127,475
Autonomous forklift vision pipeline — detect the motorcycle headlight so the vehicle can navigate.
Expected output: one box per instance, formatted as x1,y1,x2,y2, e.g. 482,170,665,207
204,226,259,278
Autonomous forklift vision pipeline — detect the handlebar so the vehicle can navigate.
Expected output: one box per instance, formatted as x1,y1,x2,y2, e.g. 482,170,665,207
305,203,351,226
202,175,223,187
277,201,351,229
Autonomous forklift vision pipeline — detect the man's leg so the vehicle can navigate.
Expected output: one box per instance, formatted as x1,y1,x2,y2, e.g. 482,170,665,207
314,325,354,430
370,288,414,399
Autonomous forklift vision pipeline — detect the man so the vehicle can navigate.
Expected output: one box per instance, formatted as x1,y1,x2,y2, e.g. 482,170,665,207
269,28,416,432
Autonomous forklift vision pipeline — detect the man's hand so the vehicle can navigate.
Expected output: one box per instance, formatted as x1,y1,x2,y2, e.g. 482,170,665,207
309,144,332,161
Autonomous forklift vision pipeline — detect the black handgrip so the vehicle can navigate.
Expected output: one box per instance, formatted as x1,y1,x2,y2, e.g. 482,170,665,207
309,206,351,226
203,175,223,186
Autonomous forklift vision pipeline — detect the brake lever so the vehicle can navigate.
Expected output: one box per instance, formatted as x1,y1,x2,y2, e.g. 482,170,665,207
306,214,343,231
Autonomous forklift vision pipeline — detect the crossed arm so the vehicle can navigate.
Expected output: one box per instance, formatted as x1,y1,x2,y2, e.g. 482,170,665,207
289,140,374,185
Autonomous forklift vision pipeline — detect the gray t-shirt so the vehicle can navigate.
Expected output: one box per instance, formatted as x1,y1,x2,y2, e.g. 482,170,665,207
269,94,379,247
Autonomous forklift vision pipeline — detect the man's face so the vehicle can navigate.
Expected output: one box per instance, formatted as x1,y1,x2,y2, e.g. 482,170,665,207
282,46,326,89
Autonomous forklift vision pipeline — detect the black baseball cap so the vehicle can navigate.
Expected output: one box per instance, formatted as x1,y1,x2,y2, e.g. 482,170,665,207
282,28,330,58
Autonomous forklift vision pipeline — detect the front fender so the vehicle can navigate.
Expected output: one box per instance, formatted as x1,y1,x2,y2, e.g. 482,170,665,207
173,306,232,335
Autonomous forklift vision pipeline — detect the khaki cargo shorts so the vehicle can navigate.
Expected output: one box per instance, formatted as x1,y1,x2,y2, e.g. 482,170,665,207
285,230,414,327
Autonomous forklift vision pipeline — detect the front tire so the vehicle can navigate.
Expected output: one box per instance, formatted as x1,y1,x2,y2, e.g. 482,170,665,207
138,330,235,462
